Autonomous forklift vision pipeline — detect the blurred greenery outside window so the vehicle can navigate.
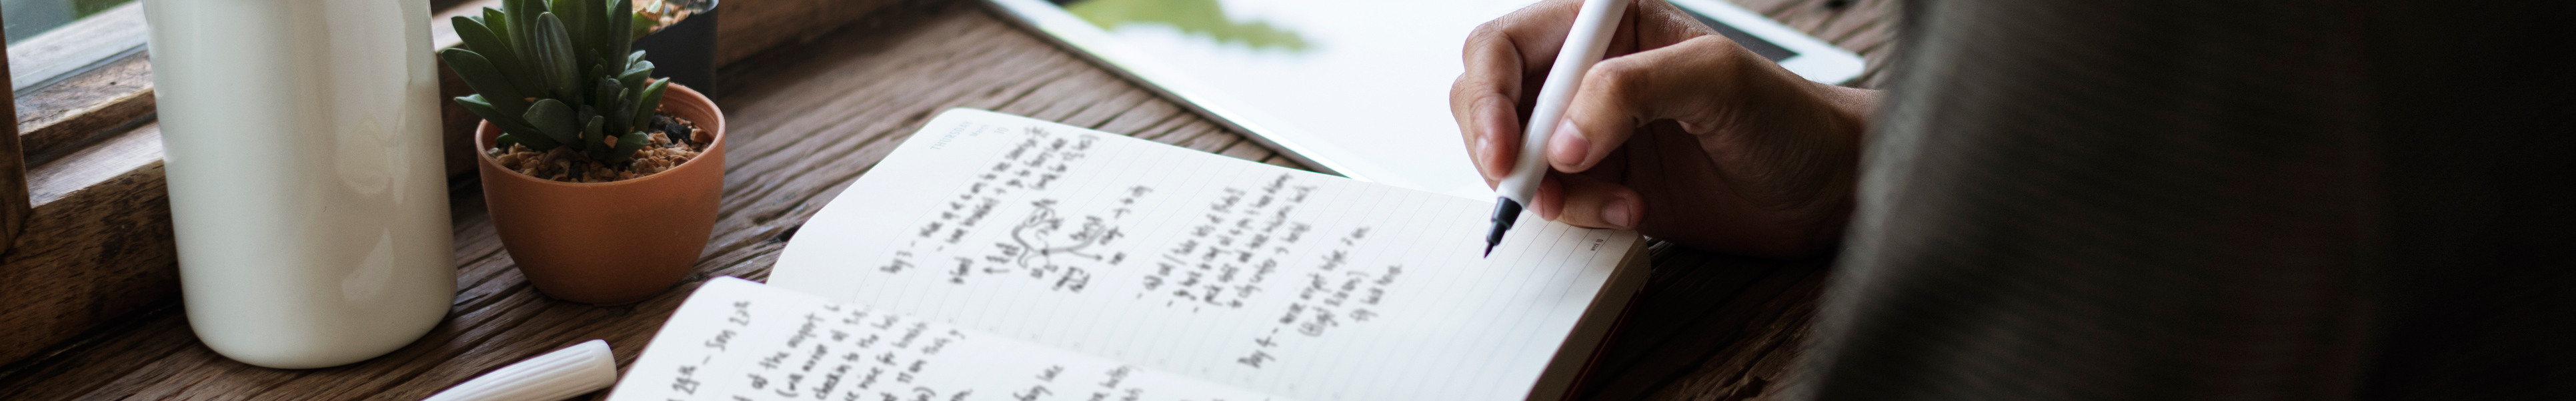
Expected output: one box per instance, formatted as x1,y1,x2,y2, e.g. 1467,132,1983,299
4,0,147,92
5,0,133,43
1061,0,1310,53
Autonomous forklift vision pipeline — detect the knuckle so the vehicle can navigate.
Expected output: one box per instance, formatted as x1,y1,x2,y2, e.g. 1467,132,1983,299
1450,73,1485,97
1467,19,1506,39
1450,77,1476,106
1464,21,1514,52
1689,35,1749,59
1677,35,1757,73
1584,59,1646,107
1450,81,1502,115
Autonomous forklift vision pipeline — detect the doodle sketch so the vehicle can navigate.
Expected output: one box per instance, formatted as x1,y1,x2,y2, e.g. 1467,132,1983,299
1004,199,1126,268
892,126,1152,294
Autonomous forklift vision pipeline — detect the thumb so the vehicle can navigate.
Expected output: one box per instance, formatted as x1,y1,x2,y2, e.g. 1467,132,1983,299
1549,35,1756,173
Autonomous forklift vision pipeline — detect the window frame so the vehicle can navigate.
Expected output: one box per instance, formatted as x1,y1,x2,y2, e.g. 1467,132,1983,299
7,2,149,93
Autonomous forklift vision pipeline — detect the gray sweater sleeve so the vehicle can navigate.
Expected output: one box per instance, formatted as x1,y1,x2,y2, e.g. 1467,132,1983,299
1796,0,2576,400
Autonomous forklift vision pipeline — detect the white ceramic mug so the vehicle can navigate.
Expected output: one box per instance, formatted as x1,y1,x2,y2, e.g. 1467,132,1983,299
144,0,455,369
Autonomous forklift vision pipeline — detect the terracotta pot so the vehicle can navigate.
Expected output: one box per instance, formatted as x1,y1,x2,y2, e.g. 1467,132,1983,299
474,83,726,304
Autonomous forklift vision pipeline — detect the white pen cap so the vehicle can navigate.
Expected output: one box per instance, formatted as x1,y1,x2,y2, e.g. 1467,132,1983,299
423,340,619,401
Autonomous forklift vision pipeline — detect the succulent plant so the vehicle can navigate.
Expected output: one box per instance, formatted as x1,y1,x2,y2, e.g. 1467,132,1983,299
441,0,668,164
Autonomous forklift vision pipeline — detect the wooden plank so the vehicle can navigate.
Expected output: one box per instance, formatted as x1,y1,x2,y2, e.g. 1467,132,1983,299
0,123,174,368
0,38,31,373
1721,0,1900,89
1592,252,1830,400
12,51,152,163
0,4,1293,398
714,0,947,65
0,9,30,252
1584,248,1791,382
1646,292,1821,401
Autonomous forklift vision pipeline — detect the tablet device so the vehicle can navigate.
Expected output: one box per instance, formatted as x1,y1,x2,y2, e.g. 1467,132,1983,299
990,0,1865,199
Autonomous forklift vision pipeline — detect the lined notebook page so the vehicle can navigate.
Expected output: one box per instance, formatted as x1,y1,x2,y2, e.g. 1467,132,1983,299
611,277,1281,401
770,109,1639,400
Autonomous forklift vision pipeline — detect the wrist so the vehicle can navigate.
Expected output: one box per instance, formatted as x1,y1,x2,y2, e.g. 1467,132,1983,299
1777,79,1877,256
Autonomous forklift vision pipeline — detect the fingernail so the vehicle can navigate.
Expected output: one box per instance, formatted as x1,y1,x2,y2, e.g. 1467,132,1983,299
1600,199,1635,229
1550,119,1588,167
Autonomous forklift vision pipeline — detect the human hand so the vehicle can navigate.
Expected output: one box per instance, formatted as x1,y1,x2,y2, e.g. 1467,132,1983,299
1450,0,1879,258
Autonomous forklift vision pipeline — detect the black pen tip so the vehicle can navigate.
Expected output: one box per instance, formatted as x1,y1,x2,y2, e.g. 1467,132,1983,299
1484,198,1522,259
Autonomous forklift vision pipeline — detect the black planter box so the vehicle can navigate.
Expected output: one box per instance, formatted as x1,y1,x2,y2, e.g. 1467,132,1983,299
632,1,718,97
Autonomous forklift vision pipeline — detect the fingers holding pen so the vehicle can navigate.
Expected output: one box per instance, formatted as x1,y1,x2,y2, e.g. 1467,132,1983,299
1549,35,1752,173
1451,37,1520,185
1532,173,1643,230
1452,2,1579,185
1469,97,1521,186
1456,0,1696,185
1450,33,1524,185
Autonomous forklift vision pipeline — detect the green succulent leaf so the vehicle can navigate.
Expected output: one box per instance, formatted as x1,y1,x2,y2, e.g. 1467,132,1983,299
481,7,513,44
455,95,537,134
630,13,654,41
606,0,633,64
609,131,650,163
618,59,653,91
575,106,599,145
579,113,602,149
524,98,583,146
452,15,539,93
437,49,529,117
495,132,563,152
581,113,607,152
621,56,652,73
519,131,563,150
529,13,583,105
631,78,668,129
548,0,591,63
454,95,504,122
591,76,627,130
587,59,613,98
504,0,540,53
454,0,676,171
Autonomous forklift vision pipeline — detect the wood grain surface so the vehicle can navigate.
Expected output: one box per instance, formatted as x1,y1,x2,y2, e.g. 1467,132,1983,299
0,7,30,264
0,0,1897,399
0,0,924,368
10,52,152,165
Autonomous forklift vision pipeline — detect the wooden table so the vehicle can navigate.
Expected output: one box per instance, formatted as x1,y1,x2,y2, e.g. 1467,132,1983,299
0,0,1893,398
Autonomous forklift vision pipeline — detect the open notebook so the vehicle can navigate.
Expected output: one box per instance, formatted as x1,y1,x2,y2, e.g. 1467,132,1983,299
610,109,1650,401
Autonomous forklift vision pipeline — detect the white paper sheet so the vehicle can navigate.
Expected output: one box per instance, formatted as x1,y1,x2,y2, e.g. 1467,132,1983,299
612,278,1282,401
767,109,1638,400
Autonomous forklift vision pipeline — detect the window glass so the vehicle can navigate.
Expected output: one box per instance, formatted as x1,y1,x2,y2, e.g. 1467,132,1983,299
4,0,136,43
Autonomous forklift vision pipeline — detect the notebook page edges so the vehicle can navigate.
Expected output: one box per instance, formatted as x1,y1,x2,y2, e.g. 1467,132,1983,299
1524,243,1656,401
609,277,1284,401
770,108,1642,400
